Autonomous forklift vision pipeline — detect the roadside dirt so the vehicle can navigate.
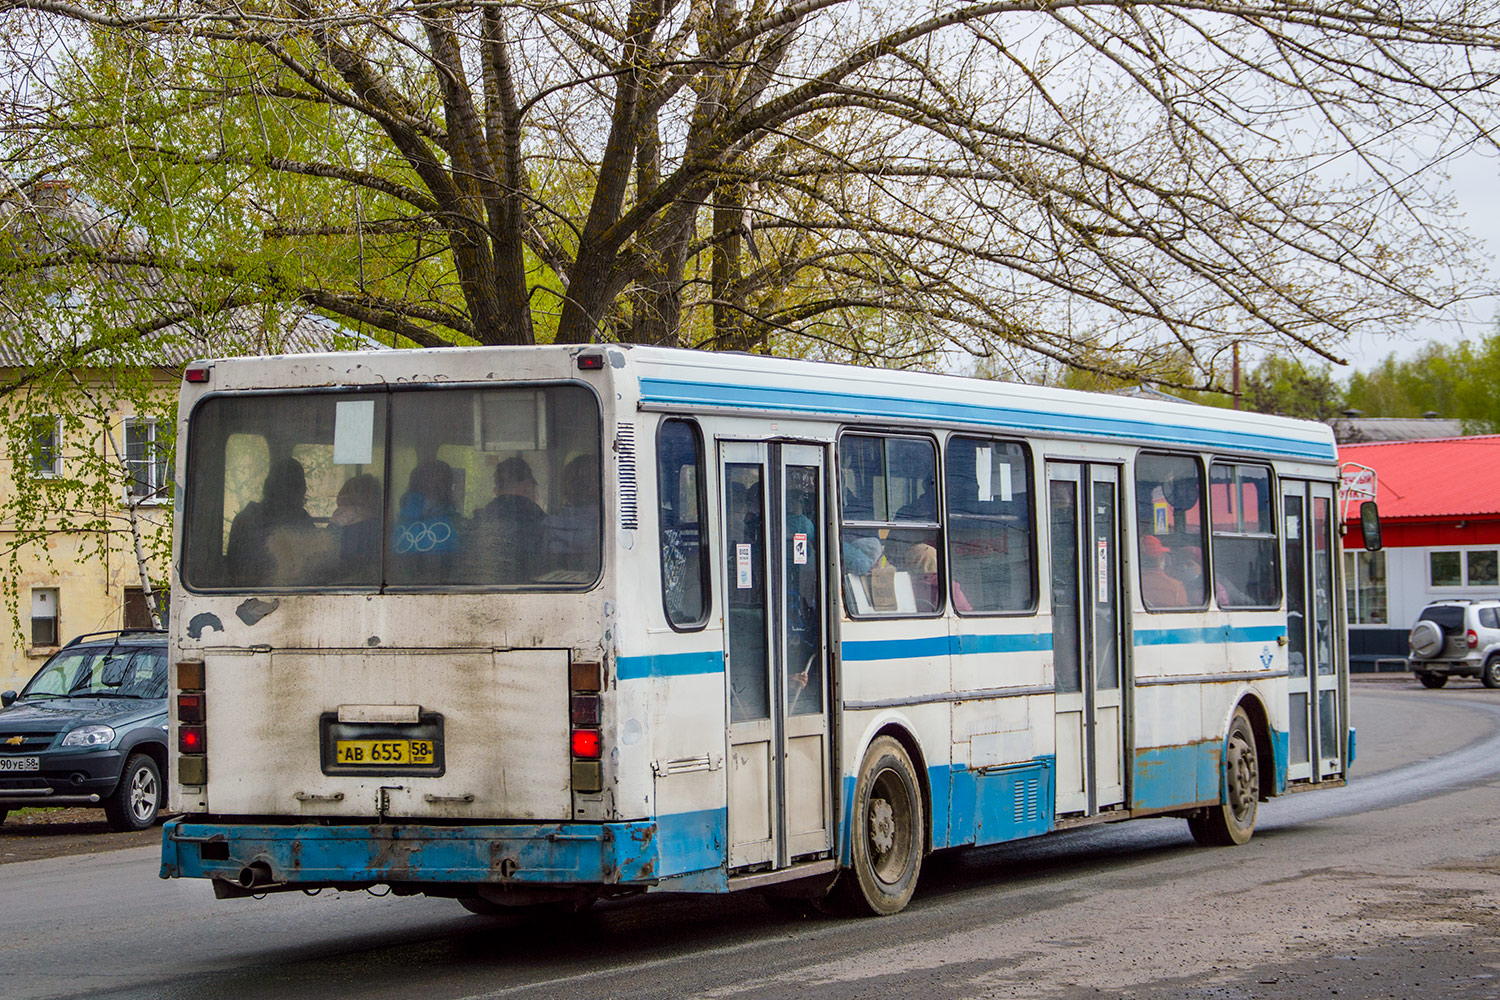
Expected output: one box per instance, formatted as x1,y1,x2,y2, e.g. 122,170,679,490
0,807,160,864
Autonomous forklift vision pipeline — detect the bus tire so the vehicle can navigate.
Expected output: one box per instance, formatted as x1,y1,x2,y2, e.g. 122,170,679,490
837,735,924,916
1187,708,1258,847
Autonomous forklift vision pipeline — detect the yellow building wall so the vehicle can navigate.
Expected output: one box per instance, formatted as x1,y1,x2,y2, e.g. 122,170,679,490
0,372,174,692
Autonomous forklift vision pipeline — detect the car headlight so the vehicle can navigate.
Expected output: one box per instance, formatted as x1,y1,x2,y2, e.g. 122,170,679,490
61,725,116,747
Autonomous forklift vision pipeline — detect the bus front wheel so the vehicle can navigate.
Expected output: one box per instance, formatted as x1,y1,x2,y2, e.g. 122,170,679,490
1187,708,1259,847
838,735,924,916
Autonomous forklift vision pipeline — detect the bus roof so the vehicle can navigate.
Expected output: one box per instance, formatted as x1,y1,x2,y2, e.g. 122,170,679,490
186,344,1338,465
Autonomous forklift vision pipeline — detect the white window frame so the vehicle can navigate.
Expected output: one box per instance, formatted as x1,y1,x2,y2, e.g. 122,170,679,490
30,587,59,648
1428,548,1500,589
123,417,168,505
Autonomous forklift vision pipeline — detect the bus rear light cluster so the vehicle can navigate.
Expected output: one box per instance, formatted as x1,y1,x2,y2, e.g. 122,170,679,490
570,660,603,793
176,660,207,785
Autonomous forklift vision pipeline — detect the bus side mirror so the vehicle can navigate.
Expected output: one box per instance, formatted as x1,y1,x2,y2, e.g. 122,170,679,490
1359,501,1382,552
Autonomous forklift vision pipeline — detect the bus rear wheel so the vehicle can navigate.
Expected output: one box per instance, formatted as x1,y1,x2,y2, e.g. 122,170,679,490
837,735,924,916
1187,708,1258,847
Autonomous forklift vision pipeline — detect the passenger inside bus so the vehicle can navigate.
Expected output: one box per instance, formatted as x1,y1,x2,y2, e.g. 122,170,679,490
1140,535,1187,607
543,454,602,573
474,456,546,582
391,459,463,583
327,473,382,582
225,457,315,586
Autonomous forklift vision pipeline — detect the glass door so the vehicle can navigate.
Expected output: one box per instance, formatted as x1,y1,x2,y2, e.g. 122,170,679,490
722,441,832,870
1282,480,1342,783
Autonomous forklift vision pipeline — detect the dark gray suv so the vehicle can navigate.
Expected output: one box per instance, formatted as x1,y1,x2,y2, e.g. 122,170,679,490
1407,600,1500,689
0,630,168,831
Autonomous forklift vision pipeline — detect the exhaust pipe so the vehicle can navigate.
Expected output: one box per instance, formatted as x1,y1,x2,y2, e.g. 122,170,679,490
236,861,275,889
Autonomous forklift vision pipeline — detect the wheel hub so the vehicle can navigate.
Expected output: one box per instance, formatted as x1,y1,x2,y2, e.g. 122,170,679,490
1227,735,1257,816
868,797,896,855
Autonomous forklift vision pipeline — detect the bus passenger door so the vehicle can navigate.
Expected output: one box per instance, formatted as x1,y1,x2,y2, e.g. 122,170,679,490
1283,480,1342,782
721,442,832,871
1048,462,1126,817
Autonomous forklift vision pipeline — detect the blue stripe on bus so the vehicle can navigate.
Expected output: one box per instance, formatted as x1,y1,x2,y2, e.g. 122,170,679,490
1133,625,1286,646
616,651,723,680
841,633,1051,661
638,377,1336,461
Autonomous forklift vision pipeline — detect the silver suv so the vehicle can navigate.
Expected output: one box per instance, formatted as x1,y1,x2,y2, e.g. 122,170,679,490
1408,600,1500,688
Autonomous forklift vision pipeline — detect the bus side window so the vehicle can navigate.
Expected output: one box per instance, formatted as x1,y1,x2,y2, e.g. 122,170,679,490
1210,463,1280,609
944,437,1035,614
658,419,710,629
838,433,941,616
1134,453,1209,611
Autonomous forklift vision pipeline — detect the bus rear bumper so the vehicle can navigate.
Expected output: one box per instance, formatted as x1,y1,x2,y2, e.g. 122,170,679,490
159,818,664,889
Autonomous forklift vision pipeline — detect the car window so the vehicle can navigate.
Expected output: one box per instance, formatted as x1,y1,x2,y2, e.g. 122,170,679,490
1480,608,1500,630
20,645,166,699
1417,606,1465,632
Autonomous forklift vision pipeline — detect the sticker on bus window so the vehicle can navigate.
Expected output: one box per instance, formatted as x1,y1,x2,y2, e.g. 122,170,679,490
1097,537,1109,600
737,544,753,588
793,533,808,565
333,400,375,465
1153,500,1170,533
998,462,1012,502
1286,515,1300,540
977,447,993,501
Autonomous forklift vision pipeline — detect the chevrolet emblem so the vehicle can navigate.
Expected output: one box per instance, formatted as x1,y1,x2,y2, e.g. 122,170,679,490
4,736,22,746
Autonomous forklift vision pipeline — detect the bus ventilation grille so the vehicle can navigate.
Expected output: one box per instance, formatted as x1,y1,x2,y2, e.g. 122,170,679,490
1013,775,1041,824
617,422,639,530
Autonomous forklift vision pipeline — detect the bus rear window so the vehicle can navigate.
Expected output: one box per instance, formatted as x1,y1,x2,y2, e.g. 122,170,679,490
183,386,602,591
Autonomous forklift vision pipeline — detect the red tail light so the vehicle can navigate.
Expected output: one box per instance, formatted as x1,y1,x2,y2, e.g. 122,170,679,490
1469,629,1479,648
179,725,206,754
570,729,601,759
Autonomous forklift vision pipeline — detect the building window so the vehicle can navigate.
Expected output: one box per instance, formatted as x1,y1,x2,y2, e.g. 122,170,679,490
29,417,61,476
123,586,169,629
124,418,169,503
1344,549,1387,624
1430,549,1499,588
30,588,59,647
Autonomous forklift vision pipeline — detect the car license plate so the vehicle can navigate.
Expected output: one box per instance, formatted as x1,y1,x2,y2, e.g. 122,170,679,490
0,756,39,772
333,739,436,767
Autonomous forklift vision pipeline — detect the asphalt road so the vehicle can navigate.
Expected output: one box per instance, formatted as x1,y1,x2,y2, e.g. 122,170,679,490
6,676,1500,1000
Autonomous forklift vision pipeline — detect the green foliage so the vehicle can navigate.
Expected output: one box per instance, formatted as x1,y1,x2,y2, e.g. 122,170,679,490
1241,356,1343,421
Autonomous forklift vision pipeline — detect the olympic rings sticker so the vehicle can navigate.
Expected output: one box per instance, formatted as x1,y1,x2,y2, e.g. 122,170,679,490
394,520,453,553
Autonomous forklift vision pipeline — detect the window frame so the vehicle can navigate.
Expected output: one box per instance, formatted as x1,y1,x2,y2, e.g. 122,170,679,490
30,587,59,648
836,429,944,620
179,381,606,595
1428,548,1500,589
1207,460,1282,610
1133,450,1212,613
943,433,1038,617
656,417,712,632
123,416,170,505
29,415,62,478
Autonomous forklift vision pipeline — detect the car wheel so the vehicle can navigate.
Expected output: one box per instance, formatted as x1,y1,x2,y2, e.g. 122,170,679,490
1482,657,1500,689
1188,708,1259,847
1417,671,1449,689
104,753,162,832
835,735,925,916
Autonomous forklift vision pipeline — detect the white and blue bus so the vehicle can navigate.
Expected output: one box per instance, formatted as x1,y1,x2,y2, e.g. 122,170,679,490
160,346,1355,915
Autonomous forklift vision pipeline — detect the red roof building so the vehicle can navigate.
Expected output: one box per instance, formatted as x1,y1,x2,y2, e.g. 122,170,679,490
1339,436,1500,670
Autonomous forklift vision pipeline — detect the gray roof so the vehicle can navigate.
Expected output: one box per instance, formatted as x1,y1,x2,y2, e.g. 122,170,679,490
1330,417,1467,443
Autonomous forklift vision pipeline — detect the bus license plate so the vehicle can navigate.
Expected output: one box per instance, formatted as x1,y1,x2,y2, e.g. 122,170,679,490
0,756,39,771
333,739,436,767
